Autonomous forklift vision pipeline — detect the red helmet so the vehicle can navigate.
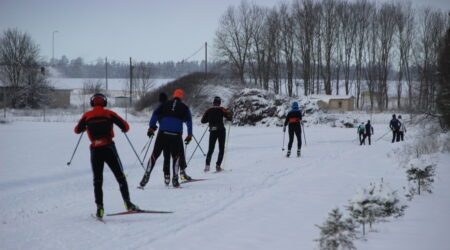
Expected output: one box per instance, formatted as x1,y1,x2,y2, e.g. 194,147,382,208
90,93,107,107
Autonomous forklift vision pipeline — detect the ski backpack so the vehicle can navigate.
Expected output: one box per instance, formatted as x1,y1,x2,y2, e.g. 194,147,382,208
358,125,365,133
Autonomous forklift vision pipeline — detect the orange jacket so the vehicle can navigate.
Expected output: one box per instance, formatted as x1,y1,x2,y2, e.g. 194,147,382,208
75,106,129,148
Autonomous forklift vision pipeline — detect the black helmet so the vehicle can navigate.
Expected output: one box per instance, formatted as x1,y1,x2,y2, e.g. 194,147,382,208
398,115,402,119
159,92,168,103
90,93,107,107
213,96,221,106
392,114,396,119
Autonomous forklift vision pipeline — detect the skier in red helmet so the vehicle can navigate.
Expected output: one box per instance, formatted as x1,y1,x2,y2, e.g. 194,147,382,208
74,93,139,219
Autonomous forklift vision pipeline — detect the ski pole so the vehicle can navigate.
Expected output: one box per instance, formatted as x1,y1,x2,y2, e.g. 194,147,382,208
282,129,286,151
302,123,307,146
123,133,145,170
193,134,207,156
67,132,84,166
187,127,208,166
142,137,153,164
222,121,232,169
376,129,391,142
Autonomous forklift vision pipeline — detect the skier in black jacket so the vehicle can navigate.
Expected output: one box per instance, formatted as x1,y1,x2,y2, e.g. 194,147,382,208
389,114,401,143
201,96,233,172
283,101,303,157
362,120,374,145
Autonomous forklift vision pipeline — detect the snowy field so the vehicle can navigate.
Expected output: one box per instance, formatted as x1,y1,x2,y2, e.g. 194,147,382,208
0,116,449,250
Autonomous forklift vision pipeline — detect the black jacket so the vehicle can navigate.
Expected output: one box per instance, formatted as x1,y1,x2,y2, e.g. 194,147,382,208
201,106,232,130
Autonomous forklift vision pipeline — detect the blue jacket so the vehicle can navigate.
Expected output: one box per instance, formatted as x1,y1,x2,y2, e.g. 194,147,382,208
149,98,192,135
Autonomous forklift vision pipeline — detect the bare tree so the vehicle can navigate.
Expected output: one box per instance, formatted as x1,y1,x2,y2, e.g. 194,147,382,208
338,1,357,95
214,0,257,83
321,0,339,95
354,0,373,109
396,2,415,111
376,2,398,110
0,28,51,108
133,62,155,99
279,3,296,97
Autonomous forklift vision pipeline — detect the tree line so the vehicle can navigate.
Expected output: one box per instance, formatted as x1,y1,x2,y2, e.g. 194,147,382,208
214,0,449,112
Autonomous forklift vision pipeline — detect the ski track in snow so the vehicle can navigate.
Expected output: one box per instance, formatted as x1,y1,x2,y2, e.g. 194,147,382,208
0,120,449,250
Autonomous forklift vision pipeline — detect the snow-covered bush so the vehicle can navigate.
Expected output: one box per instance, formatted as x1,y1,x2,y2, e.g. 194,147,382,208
347,182,406,235
406,157,436,197
316,208,357,250
230,88,319,126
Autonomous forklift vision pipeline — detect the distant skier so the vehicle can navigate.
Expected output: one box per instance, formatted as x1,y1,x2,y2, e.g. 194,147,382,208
74,93,139,219
201,96,233,172
361,120,374,145
283,101,303,157
398,115,406,141
357,122,365,145
140,89,193,188
389,114,401,143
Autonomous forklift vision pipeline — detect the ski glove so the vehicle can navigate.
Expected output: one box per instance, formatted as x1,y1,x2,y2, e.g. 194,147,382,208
184,134,192,145
147,128,155,138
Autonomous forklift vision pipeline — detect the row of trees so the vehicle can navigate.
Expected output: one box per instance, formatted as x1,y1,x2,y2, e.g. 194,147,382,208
0,28,53,108
52,56,219,79
214,0,449,112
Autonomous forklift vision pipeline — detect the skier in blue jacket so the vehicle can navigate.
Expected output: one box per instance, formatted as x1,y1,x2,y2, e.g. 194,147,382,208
283,102,303,157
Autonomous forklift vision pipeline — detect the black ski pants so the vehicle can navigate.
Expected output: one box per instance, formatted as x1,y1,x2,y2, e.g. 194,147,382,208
399,132,404,141
392,130,400,143
288,124,302,150
90,144,130,207
206,129,226,166
362,133,371,145
144,131,185,178
359,132,365,145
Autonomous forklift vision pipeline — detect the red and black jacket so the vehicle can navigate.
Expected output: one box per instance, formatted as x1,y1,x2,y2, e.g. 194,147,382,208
74,106,129,148
201,106,232,130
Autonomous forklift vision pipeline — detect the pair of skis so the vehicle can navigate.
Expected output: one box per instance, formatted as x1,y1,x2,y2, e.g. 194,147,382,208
91,209,173,223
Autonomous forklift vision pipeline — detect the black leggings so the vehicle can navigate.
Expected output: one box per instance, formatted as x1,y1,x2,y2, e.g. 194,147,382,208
206,129,226,166
90,144,130,207
288,124,302,150
143,131,185,178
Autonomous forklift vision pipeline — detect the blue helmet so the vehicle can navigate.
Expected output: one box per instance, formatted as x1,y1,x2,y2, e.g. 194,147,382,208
292,102,299,109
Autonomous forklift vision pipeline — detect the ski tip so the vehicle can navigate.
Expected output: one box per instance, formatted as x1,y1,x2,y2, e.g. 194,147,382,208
90,214,106,223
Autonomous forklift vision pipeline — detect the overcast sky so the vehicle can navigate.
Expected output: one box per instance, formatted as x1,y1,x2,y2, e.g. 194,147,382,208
1,0,449,64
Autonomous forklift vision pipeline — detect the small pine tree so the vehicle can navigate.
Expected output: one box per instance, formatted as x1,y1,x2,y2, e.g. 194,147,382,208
316,208,357,250
407,165,435,195
347,182,406,235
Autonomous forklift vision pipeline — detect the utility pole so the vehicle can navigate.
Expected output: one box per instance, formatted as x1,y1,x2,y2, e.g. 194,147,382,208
52,30,58,66
105,57,108,93
205,42,207,76
129,57,133,105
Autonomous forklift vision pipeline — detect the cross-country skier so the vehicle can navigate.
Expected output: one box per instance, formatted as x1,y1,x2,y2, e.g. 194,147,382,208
283,102,303,157
142,92,173,186
140,89,193,188
362,120,374,145
201,96,233,172
389,114,401,143
398,115,406,141
74,93,139,219
358,122,366,145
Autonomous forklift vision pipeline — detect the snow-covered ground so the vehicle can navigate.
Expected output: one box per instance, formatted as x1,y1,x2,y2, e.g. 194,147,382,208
0,114,449,250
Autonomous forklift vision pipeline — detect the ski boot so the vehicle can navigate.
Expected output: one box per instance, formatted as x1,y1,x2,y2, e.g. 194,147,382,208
204,164,210,172
216,164,222,172
172,175,180,188
180,169,192,181
297,149,301,157
139,173,150,188
164,174,170,185
125,201,140,211
286,150,291,157
96,205,104,218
